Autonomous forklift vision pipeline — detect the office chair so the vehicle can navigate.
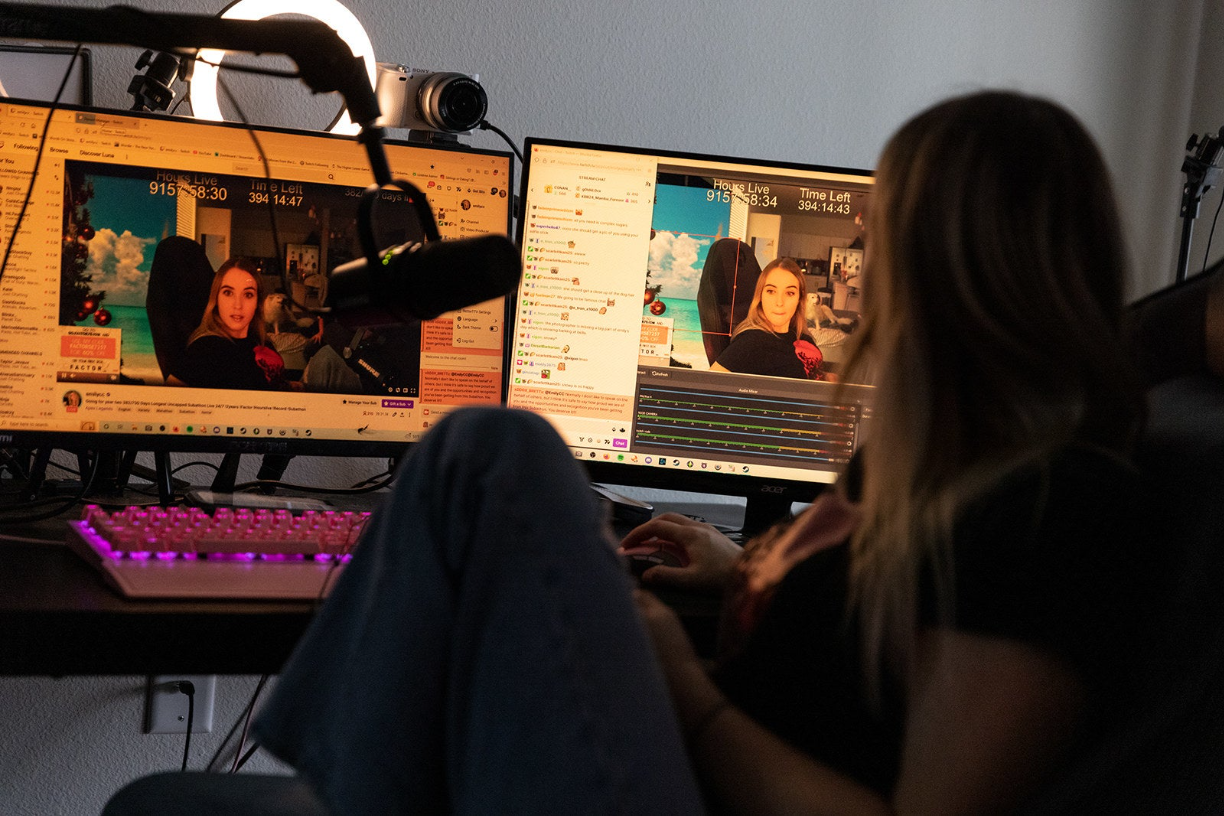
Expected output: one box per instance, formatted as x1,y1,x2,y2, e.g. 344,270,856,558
1014,375,1224,814
696,238,760,365
145,236,216,382
102,770,329,816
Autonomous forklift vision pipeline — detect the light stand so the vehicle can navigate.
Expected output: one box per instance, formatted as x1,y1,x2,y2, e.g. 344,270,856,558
1176,127,1224,283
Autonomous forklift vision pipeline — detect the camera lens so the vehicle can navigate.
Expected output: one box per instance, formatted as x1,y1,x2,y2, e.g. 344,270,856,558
418,73,488,133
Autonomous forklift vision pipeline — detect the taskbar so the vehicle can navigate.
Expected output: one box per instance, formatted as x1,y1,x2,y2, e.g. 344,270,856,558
568,445,839,485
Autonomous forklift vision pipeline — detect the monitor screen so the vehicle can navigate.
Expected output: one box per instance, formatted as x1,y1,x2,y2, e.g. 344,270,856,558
508,138,874,528
0,99,514,459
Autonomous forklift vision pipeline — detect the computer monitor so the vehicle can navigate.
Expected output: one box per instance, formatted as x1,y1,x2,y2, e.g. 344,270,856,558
0,44,92,105
0,99,514,475
508,138,874,531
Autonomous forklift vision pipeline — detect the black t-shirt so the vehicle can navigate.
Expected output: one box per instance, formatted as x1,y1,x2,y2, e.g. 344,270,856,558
712,445,1154,795
173,334,283,391
715,328,823,379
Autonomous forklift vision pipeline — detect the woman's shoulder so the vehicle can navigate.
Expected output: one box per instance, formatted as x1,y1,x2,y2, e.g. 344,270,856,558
949,443,1155,687
988,443,1136,510
185,333,235,351
960,442,1139,543
727,327,788,349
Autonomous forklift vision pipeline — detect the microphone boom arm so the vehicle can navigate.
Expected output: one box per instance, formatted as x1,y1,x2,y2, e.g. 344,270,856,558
0,2,393,183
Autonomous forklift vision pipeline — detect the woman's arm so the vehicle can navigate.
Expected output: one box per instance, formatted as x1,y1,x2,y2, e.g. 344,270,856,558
636,589,889,816
893,629,1085,814
637,593,1085,815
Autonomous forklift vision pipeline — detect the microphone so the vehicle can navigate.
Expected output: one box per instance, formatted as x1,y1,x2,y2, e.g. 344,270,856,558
326,234,521,328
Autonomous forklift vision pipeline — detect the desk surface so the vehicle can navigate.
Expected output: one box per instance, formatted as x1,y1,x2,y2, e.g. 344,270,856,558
0,494,723,676
0,538,319,676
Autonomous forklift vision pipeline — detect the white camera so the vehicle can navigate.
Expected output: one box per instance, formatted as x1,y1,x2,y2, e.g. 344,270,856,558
375,63,488,138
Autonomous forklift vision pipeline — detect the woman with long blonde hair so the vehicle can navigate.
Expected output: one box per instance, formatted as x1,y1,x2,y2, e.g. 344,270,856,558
627,89,1147,813
712,257,830,379
170,258,287,390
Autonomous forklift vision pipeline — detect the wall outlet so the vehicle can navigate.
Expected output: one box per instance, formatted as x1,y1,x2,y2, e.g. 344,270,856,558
144,675,216,734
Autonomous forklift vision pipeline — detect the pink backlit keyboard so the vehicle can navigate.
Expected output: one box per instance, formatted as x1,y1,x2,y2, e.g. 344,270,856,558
66,504,372,600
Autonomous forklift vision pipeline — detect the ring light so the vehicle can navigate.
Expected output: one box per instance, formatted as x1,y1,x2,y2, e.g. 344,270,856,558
191,0,376,134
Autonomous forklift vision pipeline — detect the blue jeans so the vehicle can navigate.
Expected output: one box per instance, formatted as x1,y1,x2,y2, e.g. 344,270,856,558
254,407,706,815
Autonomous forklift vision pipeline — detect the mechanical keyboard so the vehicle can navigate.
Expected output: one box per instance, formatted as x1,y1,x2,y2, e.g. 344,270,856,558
66,504,372,600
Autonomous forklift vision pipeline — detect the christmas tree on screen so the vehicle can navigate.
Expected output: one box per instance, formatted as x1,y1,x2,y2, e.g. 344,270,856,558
60,164,108,326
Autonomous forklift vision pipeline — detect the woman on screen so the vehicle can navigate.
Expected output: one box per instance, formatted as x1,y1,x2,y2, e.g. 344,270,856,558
169,258,289,391
105,90,1154,816
710,257,831,380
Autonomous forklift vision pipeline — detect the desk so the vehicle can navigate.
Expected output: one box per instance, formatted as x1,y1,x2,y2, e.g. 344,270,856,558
0,539,318,676
0,500,723,676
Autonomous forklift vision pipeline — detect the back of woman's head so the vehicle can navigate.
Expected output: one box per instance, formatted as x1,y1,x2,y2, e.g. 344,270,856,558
855,90,1136,481
845,91,1140,693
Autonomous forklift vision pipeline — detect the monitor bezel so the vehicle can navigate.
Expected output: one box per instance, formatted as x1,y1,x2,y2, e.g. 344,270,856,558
0,99,515,460
510,136,873,520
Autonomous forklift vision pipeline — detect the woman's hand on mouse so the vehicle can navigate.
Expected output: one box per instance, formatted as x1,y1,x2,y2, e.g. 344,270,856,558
619,513,742,593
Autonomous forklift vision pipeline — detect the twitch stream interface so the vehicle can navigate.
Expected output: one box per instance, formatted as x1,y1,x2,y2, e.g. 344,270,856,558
508,141,876,487
0,101,512,447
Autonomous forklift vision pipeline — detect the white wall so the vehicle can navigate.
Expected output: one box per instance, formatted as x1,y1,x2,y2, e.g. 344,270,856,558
2,1,1220,813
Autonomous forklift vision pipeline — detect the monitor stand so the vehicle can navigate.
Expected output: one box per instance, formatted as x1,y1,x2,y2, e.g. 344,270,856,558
105,450,176,505
209,452,293,494
741,491,800,538
10,447,82,503
194,453,332,512
211,452,241,494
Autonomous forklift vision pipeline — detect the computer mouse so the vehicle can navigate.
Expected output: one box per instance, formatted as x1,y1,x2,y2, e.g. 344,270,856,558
620,537,689,579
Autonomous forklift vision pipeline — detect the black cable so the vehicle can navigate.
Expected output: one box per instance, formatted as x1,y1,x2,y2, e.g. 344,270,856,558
178,680,196,772
1202,188,1224,275
229,674,269,773
0,44,83,288
171,460,222,476
478,119,523,164
0,450,101,522
215,73,295,313
204,676,264,773
233,742,261,772
349,464,397,490
194,54,300,81
1,457,85,479
229,471,394,496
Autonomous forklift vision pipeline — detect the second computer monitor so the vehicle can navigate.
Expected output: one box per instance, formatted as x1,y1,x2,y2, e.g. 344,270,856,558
0,99,513,460
509,139,875,523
